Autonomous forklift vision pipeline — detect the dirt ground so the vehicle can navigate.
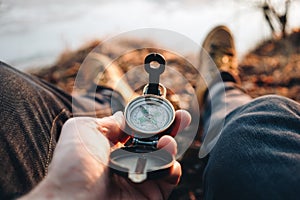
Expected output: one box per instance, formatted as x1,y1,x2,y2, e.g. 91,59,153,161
29,29,300,200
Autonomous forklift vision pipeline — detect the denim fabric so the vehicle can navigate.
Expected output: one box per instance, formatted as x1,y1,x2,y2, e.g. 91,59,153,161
0,62,124,199
199,82,252,158
202,83,300,199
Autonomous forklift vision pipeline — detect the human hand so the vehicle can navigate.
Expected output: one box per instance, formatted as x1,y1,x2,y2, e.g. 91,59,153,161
19,110,191,200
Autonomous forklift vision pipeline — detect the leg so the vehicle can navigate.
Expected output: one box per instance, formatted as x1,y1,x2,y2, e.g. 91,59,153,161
199,76,252,158
197,25,300,199
0,62,73,198
196,26,252,157
203,95,300,200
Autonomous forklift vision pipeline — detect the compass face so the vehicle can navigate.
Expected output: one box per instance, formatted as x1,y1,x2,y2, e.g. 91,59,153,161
125,95,175,136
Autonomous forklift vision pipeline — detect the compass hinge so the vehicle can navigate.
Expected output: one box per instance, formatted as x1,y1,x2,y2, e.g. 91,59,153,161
132,137,158,147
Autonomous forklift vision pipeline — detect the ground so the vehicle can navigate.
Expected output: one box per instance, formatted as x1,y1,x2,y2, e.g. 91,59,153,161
29,29,300,200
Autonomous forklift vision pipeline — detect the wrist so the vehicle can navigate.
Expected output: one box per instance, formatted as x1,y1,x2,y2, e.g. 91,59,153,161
19,173,110,200
18,176,60,200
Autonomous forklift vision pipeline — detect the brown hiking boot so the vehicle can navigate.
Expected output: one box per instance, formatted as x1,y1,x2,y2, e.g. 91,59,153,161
196,25,240,106
90,53,138,104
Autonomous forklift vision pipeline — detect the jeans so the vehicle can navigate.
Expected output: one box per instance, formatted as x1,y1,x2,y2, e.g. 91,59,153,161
0,62,124,199
202,81,300,200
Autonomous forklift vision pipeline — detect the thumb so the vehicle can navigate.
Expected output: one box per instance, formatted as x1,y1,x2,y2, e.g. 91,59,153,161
96,111,129,144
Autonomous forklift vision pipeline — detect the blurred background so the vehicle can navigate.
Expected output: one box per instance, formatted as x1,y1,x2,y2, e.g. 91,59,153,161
1,1,300,199
1,0,300,70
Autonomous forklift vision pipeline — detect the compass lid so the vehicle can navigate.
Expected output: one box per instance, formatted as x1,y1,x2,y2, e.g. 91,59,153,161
109,146,174,183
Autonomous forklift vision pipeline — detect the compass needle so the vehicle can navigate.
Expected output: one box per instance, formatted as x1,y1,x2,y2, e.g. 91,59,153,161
140,105,149,116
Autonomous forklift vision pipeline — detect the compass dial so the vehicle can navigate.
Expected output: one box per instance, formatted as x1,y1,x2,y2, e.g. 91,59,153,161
125,95,175,136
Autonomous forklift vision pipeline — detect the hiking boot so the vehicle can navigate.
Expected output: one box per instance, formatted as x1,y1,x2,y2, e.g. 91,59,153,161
196,25,240,107
89,52,138,104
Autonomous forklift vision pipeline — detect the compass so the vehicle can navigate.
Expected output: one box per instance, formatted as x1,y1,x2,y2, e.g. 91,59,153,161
125,94,175,137
109,53,176,183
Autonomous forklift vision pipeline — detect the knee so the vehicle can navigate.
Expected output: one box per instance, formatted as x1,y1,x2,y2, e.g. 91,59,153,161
247,95,299,113
226,94,300,126
0,61,25,92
